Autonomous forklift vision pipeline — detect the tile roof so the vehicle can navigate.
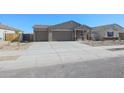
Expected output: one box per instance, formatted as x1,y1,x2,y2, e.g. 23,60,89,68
75,25,92,30
0,24,21,31
50,20,81,30
93,23,124,31
33,25,49,28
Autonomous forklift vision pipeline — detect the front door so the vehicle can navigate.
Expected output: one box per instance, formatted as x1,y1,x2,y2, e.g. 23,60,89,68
77,30,84,40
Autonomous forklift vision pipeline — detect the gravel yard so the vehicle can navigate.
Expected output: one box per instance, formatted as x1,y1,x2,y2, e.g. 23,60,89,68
81,40,124,46
0,41,31,61
0,41,31,51
0,55,20,61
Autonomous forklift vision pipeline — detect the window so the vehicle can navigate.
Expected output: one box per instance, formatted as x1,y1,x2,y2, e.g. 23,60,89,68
107,32,114,37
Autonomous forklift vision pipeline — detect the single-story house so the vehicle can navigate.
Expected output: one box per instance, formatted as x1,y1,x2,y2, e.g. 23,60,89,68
33,21,124,41
91,24,124,41
33,20,92,41
0,23,23,41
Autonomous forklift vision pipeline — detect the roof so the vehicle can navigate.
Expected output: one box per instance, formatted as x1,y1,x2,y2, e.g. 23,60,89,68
75,25,92,30
93,23,124,31
33,21,124,33
0,24,21,31
51,29,73,31
50,20,81,30
33,25,49,28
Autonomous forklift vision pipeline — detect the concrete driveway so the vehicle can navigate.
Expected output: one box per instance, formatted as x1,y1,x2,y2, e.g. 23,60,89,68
0,42,118,70
0,41,124,77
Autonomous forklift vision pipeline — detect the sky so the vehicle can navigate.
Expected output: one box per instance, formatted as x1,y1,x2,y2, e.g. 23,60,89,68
0,14,124,33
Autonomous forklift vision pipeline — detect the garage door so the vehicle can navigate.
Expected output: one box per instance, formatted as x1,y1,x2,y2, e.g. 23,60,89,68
35,31,48,41
119,33,124,40
52,31,73,41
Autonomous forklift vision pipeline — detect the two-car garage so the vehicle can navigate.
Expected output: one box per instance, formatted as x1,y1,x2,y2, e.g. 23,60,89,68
34,30,74,41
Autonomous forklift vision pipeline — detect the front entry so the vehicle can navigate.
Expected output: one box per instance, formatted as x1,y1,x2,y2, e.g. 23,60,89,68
74,25,91,41
76,30,87,41
77,30,83,40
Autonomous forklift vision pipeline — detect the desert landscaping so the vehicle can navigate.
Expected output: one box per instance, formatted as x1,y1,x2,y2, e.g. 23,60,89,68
0,41,31,51
81,40,124,46
0,41,31,61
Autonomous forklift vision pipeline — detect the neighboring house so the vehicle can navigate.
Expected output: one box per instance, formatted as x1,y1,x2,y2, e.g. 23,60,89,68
91,24,124,41
0,23,23,41
33,20,92,41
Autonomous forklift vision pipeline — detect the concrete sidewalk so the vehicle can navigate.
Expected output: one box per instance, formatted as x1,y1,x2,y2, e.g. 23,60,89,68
0,41,123,71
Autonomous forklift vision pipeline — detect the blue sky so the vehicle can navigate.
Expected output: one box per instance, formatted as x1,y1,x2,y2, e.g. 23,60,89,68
0,14,124,33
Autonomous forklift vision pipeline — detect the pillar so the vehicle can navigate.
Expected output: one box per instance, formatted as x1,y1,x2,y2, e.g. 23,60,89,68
74,30,77,41
48,30,52,41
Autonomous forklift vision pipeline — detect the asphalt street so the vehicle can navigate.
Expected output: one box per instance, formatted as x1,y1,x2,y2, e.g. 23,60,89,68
0,56,124,78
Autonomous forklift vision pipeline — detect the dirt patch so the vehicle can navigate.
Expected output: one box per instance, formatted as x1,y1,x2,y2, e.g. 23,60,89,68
81,40,124,47
0,55,20,61
0,42,31,51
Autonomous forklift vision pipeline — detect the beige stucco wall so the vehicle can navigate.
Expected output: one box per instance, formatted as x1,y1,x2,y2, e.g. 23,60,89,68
91,29,121,40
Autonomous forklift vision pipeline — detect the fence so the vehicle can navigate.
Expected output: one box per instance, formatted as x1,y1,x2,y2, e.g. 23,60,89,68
5,33,21,42
23,34,33,42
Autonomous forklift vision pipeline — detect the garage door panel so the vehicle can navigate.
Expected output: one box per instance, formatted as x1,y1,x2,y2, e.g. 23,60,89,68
52,31,73,41
35,31,48,41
